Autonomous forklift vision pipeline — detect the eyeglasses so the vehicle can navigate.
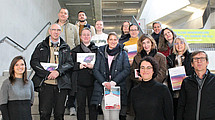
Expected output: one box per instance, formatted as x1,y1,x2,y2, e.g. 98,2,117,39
174,41,185,45
51,29,61,32
192,57,206,62
130,29,138,31
140,66,153,70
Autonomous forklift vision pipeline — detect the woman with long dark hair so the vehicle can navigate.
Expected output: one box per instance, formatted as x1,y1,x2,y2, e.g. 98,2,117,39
0,56,34,120
158,28,177,57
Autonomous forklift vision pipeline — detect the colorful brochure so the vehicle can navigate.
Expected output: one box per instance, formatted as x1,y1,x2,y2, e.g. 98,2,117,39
40,62,58,71
168,66,186,91
104,86,120,110
77,53,96,64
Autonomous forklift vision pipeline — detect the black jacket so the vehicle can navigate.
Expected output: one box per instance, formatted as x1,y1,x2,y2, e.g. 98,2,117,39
166,50,192,94
131,79,173,120
70,42,97,94
30,36,73,91
119,33,131,44
177,70,215,120
151,32,160,46
91,44,130,106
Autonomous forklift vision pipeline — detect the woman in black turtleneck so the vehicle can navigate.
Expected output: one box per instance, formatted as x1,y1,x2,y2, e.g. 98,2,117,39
131,56,173,120
130,34,167,86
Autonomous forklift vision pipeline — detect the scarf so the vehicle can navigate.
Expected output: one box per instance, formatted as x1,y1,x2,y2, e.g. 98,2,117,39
106,44,120,56
81,42,92,53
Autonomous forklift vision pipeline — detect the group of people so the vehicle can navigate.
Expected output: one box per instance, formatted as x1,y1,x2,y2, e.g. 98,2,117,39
0,7,215,120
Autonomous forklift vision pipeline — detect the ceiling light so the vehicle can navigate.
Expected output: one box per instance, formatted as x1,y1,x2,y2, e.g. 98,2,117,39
123,9,137,11
104,26,116,29
124,2,139,4
66,3,90,6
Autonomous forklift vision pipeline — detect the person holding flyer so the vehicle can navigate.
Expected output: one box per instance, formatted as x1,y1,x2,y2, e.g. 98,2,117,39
166,36,192,119
71,27,98,120
91,32,130,120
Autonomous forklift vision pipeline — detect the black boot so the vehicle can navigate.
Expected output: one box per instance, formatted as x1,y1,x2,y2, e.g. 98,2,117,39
119,115,126,120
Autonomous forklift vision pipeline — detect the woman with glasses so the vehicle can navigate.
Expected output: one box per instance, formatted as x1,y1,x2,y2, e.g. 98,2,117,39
0,56,34,120
158,28,177,57
131,56,173,120
131,34,167,85
166,36,192,119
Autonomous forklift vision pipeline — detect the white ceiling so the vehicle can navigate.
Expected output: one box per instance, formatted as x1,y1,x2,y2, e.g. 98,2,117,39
58,0,213,35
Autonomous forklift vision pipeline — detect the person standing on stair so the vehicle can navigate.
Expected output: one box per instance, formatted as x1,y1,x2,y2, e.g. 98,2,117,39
71,27,98,120
30,23,73,120
0,56,34,120
49,7,79,116
75,11,96,41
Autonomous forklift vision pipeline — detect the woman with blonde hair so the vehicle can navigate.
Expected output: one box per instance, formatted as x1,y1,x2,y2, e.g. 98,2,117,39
130,34,167,85
166,36,192,119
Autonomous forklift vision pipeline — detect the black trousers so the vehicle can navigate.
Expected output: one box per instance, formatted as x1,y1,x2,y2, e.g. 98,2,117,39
76,85,97,120
39,84,68,120
66,90,76,109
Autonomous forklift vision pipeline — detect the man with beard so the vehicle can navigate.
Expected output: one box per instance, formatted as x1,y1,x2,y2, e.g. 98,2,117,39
75,11,95,41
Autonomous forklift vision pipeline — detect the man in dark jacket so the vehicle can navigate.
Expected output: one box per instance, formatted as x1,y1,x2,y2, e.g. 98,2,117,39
177,51,215,120
71,27,97,120
30,23,73,120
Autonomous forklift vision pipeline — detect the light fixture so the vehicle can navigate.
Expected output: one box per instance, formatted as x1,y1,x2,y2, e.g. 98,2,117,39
104,26,116,29
124,2,139,4
66,3,90,6
123,9,137,11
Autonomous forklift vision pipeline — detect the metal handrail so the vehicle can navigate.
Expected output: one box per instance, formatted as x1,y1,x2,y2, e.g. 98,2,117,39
131,16,145,36
0,21,51,51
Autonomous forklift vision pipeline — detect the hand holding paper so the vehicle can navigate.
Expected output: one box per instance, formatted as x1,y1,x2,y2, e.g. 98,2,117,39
85,63,94,69
48,70,59,80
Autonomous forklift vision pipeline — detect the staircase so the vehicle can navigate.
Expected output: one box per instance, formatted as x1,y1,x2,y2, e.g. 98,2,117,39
0,70,105,120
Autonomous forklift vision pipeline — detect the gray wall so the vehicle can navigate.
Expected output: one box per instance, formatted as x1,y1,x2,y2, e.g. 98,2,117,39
0,0,61,75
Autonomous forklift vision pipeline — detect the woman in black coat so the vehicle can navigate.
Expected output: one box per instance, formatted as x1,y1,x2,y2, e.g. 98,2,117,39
131,56,173,120
91,32,130,120
166,36,192,119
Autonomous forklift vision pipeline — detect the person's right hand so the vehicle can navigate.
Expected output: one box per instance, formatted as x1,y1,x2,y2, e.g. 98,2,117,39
80,63,86,69
104,82,111,90
138,76,142,81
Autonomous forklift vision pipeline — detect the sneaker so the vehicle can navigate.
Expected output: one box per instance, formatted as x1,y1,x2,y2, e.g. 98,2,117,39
70,107,76,116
